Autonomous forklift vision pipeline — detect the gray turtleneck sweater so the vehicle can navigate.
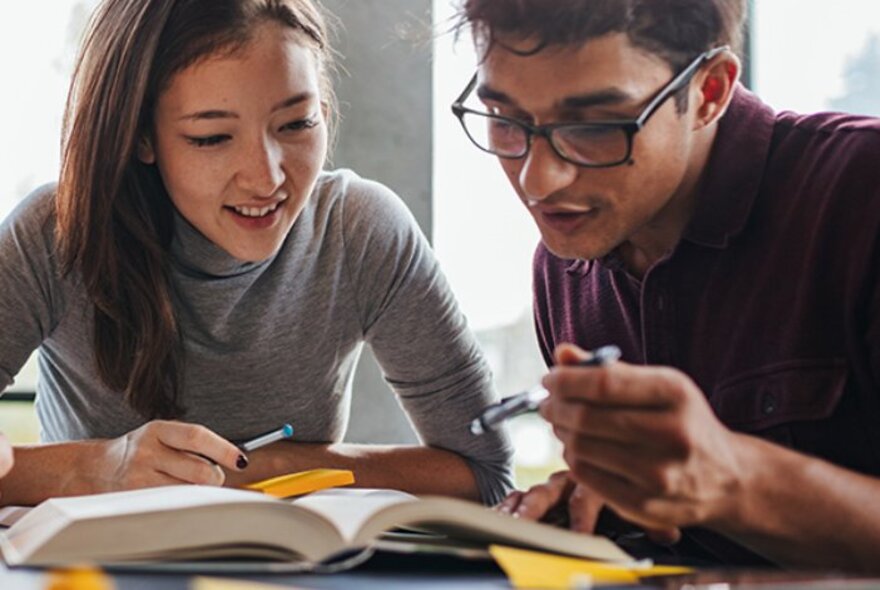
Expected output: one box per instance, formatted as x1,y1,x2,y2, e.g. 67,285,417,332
0,169,514,504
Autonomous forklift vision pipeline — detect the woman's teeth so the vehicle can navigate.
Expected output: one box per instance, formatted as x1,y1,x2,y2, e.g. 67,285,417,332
232,202,281,218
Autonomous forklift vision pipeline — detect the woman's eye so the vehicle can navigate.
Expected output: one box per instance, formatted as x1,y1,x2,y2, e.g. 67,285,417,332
280,118,318,132
186,135,230,148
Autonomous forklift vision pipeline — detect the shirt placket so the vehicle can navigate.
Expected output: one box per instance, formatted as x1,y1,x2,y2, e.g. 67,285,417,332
639,265,677,367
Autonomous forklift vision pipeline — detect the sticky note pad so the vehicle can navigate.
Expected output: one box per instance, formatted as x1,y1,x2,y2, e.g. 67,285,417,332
45,566,114,590
191,578,292,590
243,468,355,498
490,545,693,588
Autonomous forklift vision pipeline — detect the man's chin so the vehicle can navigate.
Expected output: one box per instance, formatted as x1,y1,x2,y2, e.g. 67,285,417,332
540,235,615,261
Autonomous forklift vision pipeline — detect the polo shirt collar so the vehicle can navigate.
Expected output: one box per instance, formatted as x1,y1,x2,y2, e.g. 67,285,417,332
683,85,777,249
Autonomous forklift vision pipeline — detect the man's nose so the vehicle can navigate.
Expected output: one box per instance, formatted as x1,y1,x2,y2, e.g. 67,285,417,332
236,136,286,197
518,136,577,202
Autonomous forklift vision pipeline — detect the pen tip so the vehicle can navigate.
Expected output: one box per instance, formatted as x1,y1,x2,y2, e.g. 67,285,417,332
282,424,294,438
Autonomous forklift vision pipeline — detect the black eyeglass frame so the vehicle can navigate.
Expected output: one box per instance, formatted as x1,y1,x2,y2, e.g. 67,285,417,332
450,46,729,168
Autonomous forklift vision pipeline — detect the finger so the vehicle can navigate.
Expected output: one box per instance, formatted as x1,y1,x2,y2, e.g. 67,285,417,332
543,363,691,409
553,343,592,366
542,399,683,447
511,472,574,520
153,421,246,471
557,431,661,491
556,428,688,496
496,491,525,515
134,471,192,489
568,461,679,532
513,484,565,520
567,484,604,533
156,449,227,486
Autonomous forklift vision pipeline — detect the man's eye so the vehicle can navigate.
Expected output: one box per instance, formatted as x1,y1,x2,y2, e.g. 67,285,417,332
186,135,230,147
280,118,318,132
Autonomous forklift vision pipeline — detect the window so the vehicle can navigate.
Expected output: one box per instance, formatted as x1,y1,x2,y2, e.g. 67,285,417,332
1,2,98,395
752,0,880,116
432,1,563,488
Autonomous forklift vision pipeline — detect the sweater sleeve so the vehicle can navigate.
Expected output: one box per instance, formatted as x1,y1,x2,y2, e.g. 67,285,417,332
337,172,514,505
0,184,64,393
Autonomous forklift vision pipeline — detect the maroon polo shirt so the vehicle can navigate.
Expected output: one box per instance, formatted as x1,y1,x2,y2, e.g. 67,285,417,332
533,86,880,565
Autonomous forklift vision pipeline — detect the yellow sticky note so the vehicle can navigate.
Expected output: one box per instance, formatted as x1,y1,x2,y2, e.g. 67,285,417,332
191,578,304,590
243,468,355,498
45,566,114,590
489,545,693,589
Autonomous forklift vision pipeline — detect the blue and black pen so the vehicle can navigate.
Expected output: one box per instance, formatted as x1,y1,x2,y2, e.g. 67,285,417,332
470,345,622,435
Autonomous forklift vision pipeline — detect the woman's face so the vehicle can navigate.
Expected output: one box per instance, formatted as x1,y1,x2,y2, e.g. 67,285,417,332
142,23,328,262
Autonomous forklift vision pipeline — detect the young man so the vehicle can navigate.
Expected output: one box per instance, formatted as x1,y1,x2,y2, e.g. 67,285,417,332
452,0,880,572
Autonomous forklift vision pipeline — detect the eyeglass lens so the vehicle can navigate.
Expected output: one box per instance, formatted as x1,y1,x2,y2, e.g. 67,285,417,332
461,111,631,166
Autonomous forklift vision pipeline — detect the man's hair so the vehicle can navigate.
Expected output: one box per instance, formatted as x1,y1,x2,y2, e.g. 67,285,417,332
456,0,747,72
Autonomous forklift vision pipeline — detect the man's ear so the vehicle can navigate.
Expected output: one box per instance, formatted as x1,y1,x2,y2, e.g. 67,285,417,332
693,51,741,130
137,136,156,164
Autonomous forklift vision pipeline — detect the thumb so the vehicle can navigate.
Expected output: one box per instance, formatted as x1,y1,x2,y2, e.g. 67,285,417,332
553,343,591,367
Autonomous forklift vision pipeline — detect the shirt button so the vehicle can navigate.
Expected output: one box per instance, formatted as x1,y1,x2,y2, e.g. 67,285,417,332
657,296,665,311
762,392,777,415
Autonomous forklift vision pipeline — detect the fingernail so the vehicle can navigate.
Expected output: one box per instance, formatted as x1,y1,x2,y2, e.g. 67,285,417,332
498,504,511,514
236,454,249,470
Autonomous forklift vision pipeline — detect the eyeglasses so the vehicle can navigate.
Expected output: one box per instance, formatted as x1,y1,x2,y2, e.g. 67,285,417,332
451,46,728,168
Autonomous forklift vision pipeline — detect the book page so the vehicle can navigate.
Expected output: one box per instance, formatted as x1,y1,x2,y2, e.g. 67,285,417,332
291,488,416,543
0,506,31,528
48,485,277,520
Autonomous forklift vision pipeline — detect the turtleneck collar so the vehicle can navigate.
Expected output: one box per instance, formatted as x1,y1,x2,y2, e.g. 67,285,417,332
169,209,274,279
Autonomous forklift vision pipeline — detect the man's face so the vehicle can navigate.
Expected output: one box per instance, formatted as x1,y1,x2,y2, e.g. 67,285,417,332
477,33,698,260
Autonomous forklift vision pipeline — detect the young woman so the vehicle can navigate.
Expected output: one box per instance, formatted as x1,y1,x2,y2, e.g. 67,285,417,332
0,0,512,506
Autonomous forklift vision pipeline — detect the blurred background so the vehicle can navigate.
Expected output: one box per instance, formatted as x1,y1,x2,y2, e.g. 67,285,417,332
2,0,880,488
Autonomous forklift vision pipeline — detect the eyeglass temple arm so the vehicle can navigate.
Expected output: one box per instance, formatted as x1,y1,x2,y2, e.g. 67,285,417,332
636,45,730,127
452,73,479,110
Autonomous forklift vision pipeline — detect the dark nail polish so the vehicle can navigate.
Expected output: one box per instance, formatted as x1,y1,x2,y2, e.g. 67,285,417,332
236,454,249,470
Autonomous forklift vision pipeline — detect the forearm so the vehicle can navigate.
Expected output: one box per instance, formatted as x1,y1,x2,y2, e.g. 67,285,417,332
717,433,880,572
225,442,481,501
0,441,105,506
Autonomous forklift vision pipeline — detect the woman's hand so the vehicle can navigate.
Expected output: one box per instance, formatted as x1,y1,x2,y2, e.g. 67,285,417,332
496,470,603,533
91,420,247,492
0,432,13,479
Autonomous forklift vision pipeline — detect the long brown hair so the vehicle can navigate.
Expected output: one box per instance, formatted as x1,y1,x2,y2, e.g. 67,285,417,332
56,0,336,419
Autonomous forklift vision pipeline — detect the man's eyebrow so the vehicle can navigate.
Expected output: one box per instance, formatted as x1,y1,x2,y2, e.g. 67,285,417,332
177,92,314,121
476,84,633,112
476,83,513,104
560,88,632,110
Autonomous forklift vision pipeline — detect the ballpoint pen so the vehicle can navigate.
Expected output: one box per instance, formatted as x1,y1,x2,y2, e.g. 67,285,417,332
470,345,622,435
238,423,295,452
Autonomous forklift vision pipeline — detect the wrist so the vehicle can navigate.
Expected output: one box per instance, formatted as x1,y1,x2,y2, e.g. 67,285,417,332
709,432,796,540
704,431,760,533
68,439,114,496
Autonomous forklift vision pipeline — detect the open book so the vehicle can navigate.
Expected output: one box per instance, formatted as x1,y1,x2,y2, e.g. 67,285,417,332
0,485,632,567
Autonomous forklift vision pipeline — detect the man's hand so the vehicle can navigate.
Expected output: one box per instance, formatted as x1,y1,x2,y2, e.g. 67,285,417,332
90,420,247,492
496,470,602,533
539,344,745,534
